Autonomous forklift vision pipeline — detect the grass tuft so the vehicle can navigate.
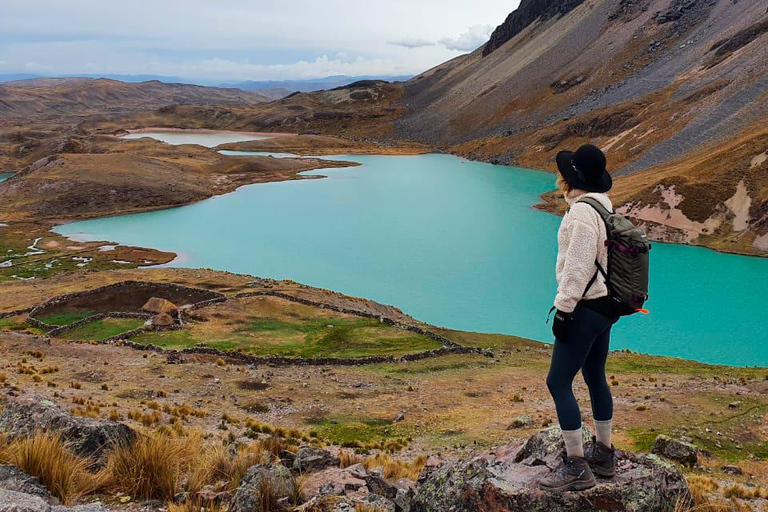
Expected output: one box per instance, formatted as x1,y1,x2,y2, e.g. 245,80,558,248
0,432,101,505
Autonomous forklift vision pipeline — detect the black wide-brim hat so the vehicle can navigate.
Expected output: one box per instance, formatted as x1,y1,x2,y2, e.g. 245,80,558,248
556,144,612,193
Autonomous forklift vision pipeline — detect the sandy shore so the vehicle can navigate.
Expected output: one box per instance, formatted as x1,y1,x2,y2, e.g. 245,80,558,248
124,127,298,138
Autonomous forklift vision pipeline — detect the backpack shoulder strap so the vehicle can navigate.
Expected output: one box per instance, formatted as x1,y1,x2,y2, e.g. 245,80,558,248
576,196,613,218
576,197,612,297
576,196,613,240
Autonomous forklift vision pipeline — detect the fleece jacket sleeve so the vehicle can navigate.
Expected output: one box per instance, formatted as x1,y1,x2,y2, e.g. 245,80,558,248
554,206,600,313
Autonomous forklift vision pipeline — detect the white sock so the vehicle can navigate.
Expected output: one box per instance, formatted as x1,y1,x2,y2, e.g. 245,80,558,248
562,426,584,458
594,418,612,447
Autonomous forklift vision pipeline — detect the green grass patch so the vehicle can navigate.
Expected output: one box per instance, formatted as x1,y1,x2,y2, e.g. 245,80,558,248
0,317,44,334
309,417,409,447
36,310,96,326
131,316,441,359
607,352,768,380
57,317,145,341
131,329,195,348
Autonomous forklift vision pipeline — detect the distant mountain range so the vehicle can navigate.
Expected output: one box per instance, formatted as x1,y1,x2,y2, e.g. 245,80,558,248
218,75,414,93
0,78,275,117
0,73,414,94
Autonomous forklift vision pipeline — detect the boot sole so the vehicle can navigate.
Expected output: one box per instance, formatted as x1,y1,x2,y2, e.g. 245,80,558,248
539,476,597,492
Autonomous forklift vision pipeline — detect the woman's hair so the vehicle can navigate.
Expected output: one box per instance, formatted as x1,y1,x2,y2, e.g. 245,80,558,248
557,174,574,196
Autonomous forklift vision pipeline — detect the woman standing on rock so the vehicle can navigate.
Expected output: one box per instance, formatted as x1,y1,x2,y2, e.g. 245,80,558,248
538,144,619,492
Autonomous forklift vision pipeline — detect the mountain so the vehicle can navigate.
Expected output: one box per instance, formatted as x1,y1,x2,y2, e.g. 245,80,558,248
221,75,414,93
0,78,275,118
395,0,768,255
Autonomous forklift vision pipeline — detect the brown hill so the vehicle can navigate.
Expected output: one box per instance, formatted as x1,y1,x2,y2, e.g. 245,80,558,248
0,78,273,118
0,136,356,221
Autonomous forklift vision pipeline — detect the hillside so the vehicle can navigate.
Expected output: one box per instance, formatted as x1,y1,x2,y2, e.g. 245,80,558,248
0,78,274,118
397,0,768,254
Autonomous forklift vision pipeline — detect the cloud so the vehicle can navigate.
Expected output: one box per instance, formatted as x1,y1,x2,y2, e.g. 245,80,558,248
439,24,494,52
23,61,52,71
173,55,416,81
387,38,436,49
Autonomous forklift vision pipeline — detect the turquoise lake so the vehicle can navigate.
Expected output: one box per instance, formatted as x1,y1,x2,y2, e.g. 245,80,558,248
54,135,768,367
0,173,12,182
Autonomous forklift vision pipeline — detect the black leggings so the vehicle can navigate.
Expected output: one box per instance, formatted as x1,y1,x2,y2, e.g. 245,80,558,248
546,304,618,431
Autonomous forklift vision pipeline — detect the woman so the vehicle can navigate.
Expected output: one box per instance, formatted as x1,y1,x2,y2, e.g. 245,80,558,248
538,144,619,492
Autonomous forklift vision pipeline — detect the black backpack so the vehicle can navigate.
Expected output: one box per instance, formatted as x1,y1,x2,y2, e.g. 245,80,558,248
578,197,651,316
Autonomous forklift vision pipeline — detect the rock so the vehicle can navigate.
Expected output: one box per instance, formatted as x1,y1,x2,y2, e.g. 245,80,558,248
513,425,592,466
357,493,396,512
150,312,175,327
302,466,367,499
0,466,52,502
52,505,112,512
0,394,137,460
412,428,691,512
728,401,742,409
141,297,178,314
363,468,398,500
165,352,186,364
393,412,406,423
230,464,296,512
0,489,49,512
507,415,534,429
722,464,743,475
293,447,340,473
652,435,698,466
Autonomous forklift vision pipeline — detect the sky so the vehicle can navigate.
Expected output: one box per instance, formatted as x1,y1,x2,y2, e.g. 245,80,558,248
0,0,519,83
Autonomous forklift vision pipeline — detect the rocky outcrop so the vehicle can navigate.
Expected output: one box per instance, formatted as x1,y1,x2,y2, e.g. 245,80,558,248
230,464,297,512
293,447,340,473
0,465,52,501
0,466,112,512
0,394,136,460
412,427,691,512
0,490,111,512
483,0,586,56
652,435,698,466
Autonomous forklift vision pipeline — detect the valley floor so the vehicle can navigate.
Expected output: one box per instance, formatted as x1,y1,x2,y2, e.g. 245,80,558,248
2,268,768,494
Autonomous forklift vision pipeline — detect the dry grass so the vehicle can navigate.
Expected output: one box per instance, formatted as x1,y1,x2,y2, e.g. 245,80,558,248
167,500,226,512
362,453,427,481
0,432,101,505
339,450,364,469
679,476,762,512
104,431,195,501
355,504,387,512
723,483,768,500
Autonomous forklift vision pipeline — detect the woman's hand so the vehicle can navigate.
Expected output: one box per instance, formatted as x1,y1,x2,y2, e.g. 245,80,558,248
552,309,573,341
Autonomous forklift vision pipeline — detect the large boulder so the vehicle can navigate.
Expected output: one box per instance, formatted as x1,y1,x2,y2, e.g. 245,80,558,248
652,435,698,466
0,489,49,512
0,488,113,512
411,427,691,512
0,465,52,502
0,395,136,460
293,447,340,473
302,464,368,499
230,464,296,512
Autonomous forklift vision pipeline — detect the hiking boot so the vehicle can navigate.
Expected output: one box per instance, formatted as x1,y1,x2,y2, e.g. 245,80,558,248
538,453,596,492
585,436,616,478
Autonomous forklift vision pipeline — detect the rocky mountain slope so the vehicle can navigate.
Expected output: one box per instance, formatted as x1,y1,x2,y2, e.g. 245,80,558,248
397,0,768,254
0,78,273,118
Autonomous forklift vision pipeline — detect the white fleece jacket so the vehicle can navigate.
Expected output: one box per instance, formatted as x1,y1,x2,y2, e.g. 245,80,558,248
554,191,612,313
